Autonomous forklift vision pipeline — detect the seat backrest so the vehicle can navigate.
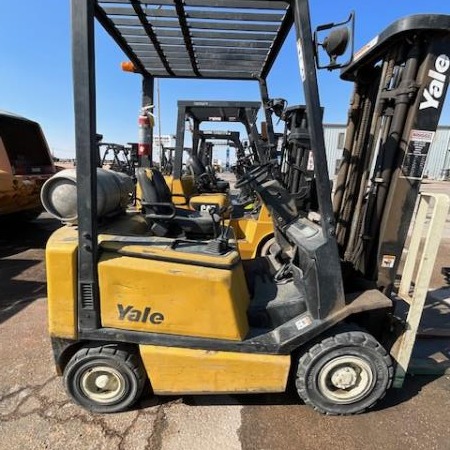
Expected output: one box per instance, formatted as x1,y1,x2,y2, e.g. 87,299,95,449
187,155,207,176
136,167,173,214
151,168,172,203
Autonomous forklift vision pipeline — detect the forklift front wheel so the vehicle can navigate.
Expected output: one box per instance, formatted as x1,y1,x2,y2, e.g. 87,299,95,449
295,331,393,415
63,344,146,413
258,236,275,257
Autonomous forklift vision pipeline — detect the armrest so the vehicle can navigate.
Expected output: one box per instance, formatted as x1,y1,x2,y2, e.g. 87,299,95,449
141,201,176,220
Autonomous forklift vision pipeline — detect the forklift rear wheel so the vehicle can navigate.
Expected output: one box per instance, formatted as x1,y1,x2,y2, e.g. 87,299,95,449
63,344,146,413
295,331,393,415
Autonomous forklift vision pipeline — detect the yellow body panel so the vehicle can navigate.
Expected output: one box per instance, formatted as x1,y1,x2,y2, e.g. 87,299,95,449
98,243,250,340
164,174,229,211
164,175,196,206
231,205,274,259
189,193,229,212
140,345,290,394
45,226,78,339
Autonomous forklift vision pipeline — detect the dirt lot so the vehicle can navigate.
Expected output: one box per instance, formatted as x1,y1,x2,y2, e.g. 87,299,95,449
0,181,449,449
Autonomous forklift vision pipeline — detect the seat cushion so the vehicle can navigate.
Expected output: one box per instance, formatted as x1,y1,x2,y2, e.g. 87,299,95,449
173,208,217,235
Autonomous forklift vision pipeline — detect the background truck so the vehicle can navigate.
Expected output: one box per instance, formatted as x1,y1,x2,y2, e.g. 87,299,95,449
0,111,56,220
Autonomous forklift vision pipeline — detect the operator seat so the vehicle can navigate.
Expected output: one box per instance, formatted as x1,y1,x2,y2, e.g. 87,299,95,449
136,168,219,238
187,155,229,193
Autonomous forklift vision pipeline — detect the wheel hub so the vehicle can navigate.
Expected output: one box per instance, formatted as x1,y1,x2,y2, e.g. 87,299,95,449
330,366,358,389
80,365,126,404
94,374,113,390
317,355,374,404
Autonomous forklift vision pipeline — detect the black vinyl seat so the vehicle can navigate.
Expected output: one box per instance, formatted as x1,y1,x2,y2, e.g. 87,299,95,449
136,168,219,237
187,155,229,193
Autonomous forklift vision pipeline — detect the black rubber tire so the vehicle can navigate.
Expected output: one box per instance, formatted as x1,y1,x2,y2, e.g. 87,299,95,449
295,330,393,415
63,343,146,413
258,236,275,257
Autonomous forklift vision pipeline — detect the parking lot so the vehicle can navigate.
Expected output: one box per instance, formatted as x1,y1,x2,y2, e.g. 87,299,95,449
0,181,449,450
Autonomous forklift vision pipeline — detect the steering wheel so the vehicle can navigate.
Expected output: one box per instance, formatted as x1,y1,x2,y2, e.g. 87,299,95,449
234,163,272,189
205,165,218,185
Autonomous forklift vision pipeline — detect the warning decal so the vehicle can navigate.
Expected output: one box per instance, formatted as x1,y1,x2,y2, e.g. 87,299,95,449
401,129,435,180
381,255,396,268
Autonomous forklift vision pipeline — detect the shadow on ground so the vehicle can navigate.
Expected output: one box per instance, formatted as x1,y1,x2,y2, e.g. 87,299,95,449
141,373,441,413
0,214,61,323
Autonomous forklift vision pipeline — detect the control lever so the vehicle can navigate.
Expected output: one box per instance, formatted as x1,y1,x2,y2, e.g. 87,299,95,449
205,205,233,254
220,206,234,243
208,206,220,239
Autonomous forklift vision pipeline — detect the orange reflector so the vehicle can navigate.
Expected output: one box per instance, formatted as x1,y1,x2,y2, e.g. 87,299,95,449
121,61,136,73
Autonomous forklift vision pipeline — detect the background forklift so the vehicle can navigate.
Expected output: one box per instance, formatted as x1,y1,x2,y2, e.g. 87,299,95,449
44,0,449,415
136,99,278,258
166,100,263,201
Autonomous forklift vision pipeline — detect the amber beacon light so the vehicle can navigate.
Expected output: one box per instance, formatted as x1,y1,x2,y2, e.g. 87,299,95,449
121,61,136,73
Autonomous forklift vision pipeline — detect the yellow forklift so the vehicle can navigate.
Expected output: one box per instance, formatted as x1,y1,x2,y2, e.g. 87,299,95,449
44,1,449,415
140,102,277,259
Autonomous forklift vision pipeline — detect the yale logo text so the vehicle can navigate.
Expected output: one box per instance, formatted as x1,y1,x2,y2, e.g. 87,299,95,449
419,54,449,110
118,304,165,324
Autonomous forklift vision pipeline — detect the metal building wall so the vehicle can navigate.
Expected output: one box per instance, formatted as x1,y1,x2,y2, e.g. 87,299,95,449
323,125,450,180
323,124,346,178
424,126,450,179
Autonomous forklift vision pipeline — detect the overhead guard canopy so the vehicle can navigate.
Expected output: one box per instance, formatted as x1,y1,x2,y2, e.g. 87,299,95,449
95,0,292,80
180,100,261,123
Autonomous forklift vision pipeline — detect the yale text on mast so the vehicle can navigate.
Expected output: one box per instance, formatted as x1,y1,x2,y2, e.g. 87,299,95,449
419,54,450,110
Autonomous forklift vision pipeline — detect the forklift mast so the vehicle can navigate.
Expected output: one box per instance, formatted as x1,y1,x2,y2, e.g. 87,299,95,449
334,15,450,294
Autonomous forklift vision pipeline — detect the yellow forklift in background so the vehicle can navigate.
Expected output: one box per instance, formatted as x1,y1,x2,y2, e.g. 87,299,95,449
136,100,277,259
43,0,449,415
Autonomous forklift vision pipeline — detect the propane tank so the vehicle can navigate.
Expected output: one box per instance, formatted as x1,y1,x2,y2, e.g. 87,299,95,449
138,105,155,161
41,168,134,224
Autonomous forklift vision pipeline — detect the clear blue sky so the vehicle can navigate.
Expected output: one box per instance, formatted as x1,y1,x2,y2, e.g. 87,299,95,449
0,1,449,158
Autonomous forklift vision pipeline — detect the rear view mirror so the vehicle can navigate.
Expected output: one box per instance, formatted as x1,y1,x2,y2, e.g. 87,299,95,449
314,12,355,70
267,98,287,119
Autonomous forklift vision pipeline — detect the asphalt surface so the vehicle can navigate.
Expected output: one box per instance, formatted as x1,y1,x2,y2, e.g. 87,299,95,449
0,181,449,449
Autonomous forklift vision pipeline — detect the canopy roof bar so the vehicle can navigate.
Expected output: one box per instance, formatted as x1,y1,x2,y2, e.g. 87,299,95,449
118,27,277,41
94,3,151,76
129,0,175,75
173,0,200,76
96,0,292,80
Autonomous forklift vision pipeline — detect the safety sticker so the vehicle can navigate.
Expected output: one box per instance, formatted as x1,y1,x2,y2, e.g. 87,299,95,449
295,315,312,331
401,129,435,179
296,38,306,81
381,255,396,268
409,129,435,143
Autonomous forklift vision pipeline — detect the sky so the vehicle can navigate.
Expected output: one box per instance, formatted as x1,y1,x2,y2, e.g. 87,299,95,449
0,1,449,159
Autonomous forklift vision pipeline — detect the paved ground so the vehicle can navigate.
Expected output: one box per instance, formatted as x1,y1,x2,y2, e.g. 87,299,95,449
0,181,449,449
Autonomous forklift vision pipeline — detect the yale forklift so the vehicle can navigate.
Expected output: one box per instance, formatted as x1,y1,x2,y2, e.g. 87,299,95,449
45,0,449,415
